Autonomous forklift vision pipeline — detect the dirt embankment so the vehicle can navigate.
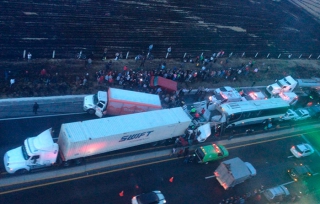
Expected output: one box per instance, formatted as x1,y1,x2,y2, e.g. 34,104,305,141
0,57,319,99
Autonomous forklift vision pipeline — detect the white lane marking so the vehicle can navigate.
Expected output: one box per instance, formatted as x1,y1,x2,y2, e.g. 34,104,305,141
301,134,320,157
282,181,294,186
205,175,215,179
288,156,294,158
0,112,86,121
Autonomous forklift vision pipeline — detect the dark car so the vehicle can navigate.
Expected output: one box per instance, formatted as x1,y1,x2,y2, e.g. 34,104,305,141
288,164,314,182
132,190,166,204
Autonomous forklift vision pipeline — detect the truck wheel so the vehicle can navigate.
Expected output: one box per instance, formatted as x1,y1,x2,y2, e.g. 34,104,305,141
63,161,70,167
159,140,166,145
75,158,83,165
16,169,28,174
151,141,158,146
88,109,96,115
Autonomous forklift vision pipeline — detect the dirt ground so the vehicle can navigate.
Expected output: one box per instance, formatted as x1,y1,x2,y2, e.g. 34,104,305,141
1,57,320,99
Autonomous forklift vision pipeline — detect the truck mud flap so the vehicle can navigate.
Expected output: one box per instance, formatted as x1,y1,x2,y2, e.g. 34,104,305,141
95,110,103,118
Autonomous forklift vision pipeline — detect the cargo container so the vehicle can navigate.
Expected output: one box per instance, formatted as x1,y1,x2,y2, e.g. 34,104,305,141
83,88,162,117
150,76,177,93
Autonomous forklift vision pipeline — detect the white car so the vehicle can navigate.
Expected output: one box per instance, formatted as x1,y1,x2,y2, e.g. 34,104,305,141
290,143,315,158
263,185,290,202
132,190,166,204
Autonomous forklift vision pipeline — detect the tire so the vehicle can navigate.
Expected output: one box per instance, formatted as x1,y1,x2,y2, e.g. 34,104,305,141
87,109,96,115
159,140,166,145
151,141,158,146
15,169,28,174
75,158,83,165
63,161,70,167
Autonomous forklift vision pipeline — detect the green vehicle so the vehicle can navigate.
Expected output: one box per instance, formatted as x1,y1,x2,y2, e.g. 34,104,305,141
194,144,229,163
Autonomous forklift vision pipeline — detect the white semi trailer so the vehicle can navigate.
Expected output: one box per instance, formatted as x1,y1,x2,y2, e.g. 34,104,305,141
4,107,210,174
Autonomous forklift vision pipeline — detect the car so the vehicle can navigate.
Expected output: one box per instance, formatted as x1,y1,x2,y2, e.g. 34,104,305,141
288,164,314,182
194,143,229,163
263,185,290,202
290,143,315,158
132,190,166,204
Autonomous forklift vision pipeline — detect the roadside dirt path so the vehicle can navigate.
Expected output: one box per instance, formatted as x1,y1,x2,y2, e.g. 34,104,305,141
0,57,319,98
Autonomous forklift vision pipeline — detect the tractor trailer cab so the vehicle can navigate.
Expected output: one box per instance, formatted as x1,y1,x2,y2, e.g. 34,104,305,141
4,129,58,174
266,76,297,96
83,91,107,114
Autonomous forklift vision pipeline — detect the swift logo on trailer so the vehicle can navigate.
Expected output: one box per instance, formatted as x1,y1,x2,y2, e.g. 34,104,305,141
119,131,154,142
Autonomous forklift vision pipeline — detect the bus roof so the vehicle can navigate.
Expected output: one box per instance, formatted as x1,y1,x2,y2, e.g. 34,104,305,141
219,98,289,115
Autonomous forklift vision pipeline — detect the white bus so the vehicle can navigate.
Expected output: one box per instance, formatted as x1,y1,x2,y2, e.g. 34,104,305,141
215,98,290,128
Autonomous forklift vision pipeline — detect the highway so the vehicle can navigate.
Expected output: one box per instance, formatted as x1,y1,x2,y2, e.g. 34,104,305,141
0,131,319,204
1,92,320,204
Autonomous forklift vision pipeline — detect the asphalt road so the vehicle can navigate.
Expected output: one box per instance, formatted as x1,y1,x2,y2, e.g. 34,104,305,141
0,133,319,204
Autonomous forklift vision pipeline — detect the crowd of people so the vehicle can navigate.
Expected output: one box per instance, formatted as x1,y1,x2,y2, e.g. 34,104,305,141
0,49,285,101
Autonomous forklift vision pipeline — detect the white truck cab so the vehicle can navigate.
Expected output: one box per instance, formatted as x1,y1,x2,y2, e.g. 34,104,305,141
4,129,58,174
266,76,297,96
83,91,107,114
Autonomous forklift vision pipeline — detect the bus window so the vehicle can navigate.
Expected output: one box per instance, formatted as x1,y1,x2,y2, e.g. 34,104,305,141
229,113,241,122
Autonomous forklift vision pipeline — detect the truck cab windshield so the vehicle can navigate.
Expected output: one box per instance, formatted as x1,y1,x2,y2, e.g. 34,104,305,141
276,81,285,87
22,145,30,160
93,94,99,104
296,110,304,117
284,78,292,85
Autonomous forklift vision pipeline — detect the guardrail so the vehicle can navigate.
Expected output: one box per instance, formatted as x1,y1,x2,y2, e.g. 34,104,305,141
21,49,320,61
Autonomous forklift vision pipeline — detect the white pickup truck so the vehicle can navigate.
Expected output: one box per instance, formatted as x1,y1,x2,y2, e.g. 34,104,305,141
281,105,320,121
281,108,311,121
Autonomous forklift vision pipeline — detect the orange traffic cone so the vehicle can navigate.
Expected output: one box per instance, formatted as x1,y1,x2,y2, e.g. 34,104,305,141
119,191,124,197
169,177,174,183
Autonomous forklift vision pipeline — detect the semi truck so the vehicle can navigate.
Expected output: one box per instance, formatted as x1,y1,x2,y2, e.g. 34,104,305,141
83,88,162,117
4,108,211,174
214,157,256,190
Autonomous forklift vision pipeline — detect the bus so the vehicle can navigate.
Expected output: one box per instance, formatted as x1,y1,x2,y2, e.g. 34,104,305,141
215,98,290,128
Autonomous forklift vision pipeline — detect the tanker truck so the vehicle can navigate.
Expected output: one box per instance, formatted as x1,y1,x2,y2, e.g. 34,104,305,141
4,107,211,174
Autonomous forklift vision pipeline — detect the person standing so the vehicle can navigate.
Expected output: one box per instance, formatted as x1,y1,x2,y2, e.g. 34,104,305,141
27,52,32,61
33,102,39,114
10,78,15,88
